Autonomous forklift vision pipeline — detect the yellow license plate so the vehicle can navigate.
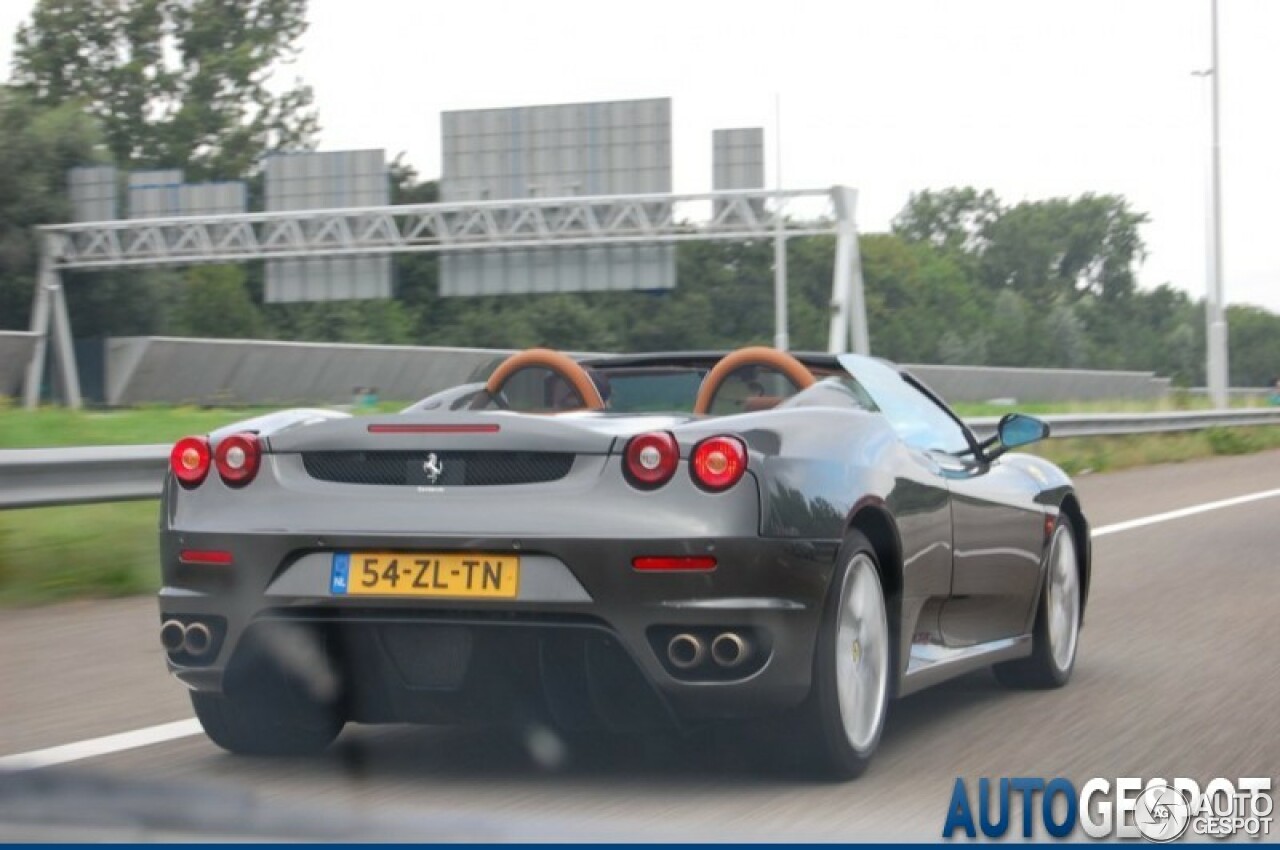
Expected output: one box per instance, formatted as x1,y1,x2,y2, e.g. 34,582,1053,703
330,552,519,599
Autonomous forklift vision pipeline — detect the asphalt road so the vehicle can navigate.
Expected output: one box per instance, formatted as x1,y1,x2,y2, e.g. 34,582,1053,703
2,450,1279,840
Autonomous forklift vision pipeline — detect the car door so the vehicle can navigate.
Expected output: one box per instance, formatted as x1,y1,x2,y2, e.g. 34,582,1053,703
940,451,1046,645
838,356,1045,646
895,374,1045,645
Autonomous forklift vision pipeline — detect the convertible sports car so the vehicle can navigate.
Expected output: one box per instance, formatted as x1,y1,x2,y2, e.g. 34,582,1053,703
158,346,1090,778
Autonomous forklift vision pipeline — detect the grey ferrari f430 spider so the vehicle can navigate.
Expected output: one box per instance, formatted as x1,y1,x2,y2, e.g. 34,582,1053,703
157,347,1089,778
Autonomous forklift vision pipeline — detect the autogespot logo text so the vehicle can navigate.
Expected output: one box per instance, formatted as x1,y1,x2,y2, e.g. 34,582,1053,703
942,777,1273,841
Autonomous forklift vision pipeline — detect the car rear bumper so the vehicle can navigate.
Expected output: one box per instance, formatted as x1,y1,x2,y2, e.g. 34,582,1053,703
158,530,839,724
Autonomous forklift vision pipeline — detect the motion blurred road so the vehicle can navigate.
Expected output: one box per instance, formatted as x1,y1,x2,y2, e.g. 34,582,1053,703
3,451,1278,840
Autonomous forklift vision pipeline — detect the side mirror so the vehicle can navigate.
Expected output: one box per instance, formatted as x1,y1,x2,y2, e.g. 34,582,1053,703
997,413,1050,450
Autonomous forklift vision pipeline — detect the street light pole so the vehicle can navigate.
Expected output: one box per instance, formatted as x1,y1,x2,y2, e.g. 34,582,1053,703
1203,0,1229,408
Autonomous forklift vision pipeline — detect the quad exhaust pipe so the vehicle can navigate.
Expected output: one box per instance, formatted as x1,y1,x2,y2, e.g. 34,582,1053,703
666,633,706,669
666,631,752,670
160,620,186,653
710,632,750,668
160,620,214,657
183,622,213,656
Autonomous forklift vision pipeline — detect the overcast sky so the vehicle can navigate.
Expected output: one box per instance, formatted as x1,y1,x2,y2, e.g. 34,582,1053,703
2,0,1276,311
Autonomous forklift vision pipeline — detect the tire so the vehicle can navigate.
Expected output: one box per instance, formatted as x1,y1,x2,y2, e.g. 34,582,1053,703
192,673,344,757
793,530,893,780
994,515,1082,689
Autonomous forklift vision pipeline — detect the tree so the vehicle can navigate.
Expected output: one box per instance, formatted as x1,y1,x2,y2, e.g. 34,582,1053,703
987,289,1032,366
171,265,266,338
1164,322,1199,387
0,87,102,329
1076,283,1201,381
856,233,989,363
980,195,1148,302
1225,305,1280,387
264,299,415,345
938,330,990,366
1046,299,1089,368
11,0,318,180
892,187,1002,256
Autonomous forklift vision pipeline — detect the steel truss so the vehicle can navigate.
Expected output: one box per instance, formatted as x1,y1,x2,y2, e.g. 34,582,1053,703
26,187,868,408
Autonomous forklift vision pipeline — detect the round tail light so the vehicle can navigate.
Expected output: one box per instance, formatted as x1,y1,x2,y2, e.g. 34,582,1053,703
170,436,211,487
214,433,261,486
623,431,679,489
691,435,747,492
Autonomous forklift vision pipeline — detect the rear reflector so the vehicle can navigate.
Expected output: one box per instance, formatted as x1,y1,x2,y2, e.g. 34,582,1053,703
367,424,501,434
632,555,717,572
179,549,234,565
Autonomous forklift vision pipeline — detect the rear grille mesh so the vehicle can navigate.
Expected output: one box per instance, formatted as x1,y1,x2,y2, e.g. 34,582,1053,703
301,450,575,486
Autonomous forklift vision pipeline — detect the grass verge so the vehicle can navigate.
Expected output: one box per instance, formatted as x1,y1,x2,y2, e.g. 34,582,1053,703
1028,425,1280,475
0,501,159,605
1,426,1277,607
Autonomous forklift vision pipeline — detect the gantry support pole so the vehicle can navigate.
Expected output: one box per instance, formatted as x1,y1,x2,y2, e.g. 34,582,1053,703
23,245,82,409
828,186,870,355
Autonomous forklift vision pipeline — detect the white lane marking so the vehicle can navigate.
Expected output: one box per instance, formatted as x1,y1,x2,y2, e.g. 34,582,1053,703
0,718,202,772
2,487,1277,772
1091,487,1280,538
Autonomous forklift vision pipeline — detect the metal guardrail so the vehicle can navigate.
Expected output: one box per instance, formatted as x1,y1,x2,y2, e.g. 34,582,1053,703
2,408,1278,510
965,407,1280,439
0,444,169,509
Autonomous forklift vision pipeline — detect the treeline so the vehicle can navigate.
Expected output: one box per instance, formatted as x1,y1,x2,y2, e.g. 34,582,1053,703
2,0,1278,387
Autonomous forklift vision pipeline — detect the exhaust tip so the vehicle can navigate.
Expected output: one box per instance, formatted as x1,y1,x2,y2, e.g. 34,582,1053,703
667,633,706,670
183,622,213,657
711,632,750,668
160,620,186,653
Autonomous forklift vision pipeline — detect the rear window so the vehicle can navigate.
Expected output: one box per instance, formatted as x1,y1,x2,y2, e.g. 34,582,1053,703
595,368,704,413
